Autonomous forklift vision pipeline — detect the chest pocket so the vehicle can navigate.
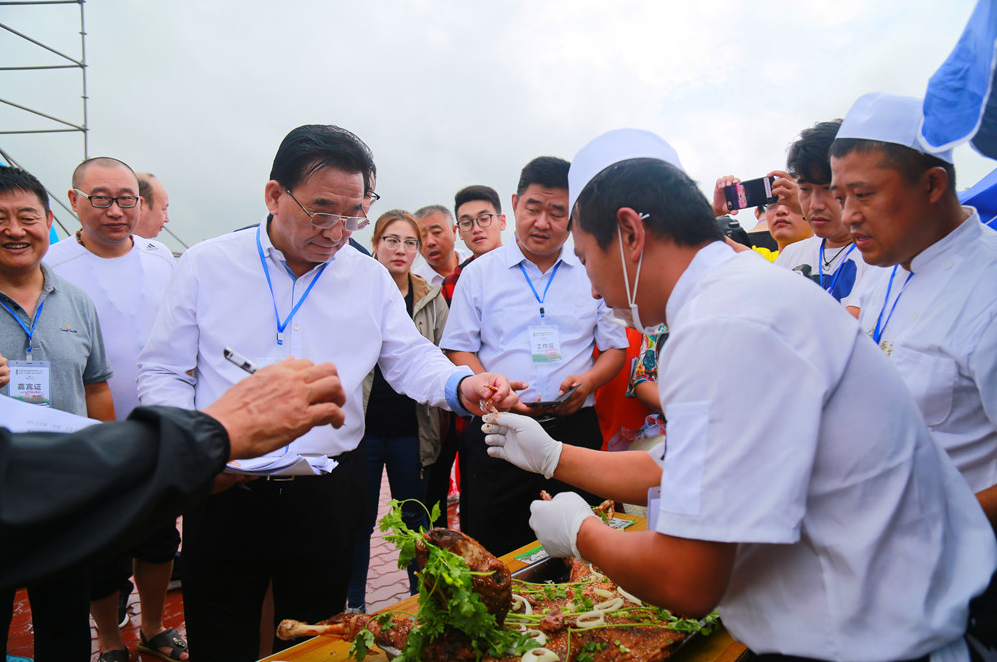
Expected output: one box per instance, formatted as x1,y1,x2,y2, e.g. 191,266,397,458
893,347,957,427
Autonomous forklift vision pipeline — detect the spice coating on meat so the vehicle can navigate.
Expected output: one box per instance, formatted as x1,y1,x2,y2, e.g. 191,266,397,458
416,528,513,624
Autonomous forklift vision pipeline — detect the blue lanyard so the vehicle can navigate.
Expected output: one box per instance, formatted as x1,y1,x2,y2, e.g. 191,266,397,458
0,298,44,361
872,266,913,345
818,239,856,293
256,225,328,346
519,260,561,319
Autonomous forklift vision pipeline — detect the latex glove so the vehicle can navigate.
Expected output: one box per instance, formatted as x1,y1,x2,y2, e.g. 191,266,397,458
529,492,596,559
482,411,563,479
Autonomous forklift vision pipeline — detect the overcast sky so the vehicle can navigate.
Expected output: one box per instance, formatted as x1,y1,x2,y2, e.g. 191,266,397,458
2,0,993,255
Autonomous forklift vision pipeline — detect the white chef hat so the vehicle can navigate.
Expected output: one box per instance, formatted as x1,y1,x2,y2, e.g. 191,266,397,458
837,92,955,164
568,128,685,212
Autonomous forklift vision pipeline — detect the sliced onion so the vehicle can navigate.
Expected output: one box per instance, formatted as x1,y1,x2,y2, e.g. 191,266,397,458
575,610,606,628
587,563,605,579
593,597,624,612
526,629,548,646
522,647,559,662
511,594,532,615
592,588,614,599
617,585,643,605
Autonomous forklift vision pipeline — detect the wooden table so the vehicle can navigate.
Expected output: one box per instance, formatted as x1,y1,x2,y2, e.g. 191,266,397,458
259,516,746,662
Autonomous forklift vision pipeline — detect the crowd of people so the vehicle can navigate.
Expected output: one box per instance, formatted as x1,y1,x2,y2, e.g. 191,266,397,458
1,89,996,662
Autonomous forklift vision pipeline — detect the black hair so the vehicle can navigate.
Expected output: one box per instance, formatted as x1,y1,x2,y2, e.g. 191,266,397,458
829,139,957,194
454,184,502,216
269,124,376,194
0,166,50,214
787,119,842,185
137,173,156,207
574,158,722,250
516,156,570,197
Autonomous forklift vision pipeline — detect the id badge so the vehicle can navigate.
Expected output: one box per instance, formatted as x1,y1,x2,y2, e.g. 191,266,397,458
528,325,562,364
9,360,52,407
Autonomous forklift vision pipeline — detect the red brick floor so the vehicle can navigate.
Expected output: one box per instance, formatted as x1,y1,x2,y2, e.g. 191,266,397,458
5,469,458,661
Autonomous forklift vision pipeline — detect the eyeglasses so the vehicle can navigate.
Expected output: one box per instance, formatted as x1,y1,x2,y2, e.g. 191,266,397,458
457,213,497,232
73,188,140,209
284,188,370,231
366,191,381,204
379,234,421,253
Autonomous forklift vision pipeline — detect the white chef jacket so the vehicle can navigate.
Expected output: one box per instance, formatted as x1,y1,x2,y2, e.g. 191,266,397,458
45,236,175,421
653,241,995,659
413,247,470,286
774,234,879,310
440,241,627,406
137,220,472,458
857,208,997,493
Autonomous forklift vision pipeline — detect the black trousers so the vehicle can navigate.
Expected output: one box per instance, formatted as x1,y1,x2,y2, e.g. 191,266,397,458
425,417,459,528
180,447,364,662
458,407,603,558
0,571,90,662
90,521,181,599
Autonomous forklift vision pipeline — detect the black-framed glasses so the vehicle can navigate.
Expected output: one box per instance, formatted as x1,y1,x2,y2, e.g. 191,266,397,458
284,188,370,231
366,190,381,204
73,188,140,209
457,213,496,232
379,234,421,253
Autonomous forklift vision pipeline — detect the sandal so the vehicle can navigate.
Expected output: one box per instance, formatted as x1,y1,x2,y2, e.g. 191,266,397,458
97,650,129,662
137,627,188,662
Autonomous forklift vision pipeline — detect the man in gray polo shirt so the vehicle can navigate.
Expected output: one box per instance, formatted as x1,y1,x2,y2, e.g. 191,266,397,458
0,166,114,660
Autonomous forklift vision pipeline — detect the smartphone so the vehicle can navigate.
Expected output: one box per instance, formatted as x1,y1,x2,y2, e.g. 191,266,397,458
724,176,778,211
525,384,581,407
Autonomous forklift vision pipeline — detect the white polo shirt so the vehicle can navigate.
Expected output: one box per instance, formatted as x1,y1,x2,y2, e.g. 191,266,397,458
857,208,997,493
653,241,995,659
440,241,627,406
45,236,175,420
774,234,878,310
137,219,472,458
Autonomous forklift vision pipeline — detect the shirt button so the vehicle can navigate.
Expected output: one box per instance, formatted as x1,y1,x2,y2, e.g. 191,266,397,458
293,325,300,331
910,312,918,321
943,259,953,270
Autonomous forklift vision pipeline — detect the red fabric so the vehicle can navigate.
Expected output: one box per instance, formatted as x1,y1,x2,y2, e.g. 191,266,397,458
592,327,652,449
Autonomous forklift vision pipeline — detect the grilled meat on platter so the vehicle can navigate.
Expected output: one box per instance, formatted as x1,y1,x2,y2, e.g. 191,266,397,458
279,528,707,661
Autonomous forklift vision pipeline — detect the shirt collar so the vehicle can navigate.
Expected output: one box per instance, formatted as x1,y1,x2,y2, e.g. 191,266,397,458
39,262,58,294
908,206,982,273
258,216,332,277
502,239,575,271
665,241,736,325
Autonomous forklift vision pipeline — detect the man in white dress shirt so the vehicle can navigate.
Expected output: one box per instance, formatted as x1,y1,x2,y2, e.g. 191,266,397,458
48,157,184,662
831,92,997,533
775,119,876,317
136,124,517,660
482,128,997,660
441,156,627,556
413,204,467,285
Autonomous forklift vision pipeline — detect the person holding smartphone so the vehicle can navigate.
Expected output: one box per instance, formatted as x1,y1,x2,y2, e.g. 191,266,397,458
346,210,450,613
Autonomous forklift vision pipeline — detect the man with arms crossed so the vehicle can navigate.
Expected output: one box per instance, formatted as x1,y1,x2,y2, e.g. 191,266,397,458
831,92,997,531
137,124,516,661
484,129,996,660
441,156,627,556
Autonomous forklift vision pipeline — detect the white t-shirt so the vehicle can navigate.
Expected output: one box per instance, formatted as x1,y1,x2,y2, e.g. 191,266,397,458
440,241,627,406
137,221,471,458
857,208,997,493
774,235,876,309
653,242,995,659
45,236,175,420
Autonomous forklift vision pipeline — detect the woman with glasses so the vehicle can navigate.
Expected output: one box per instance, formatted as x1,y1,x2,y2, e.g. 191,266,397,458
347,210,451,613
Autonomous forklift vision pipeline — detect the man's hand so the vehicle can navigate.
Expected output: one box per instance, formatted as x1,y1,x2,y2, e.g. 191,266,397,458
712,175,740,216
550,374,590,416
529,492,597,559
0,351,9,389
203,358,346,460
482,411,563,478
768,170,804,217
459,373,523,415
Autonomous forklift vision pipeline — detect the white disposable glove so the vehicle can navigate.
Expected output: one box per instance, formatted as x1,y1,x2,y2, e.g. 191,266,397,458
482,412,563,479
529,492,596,559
